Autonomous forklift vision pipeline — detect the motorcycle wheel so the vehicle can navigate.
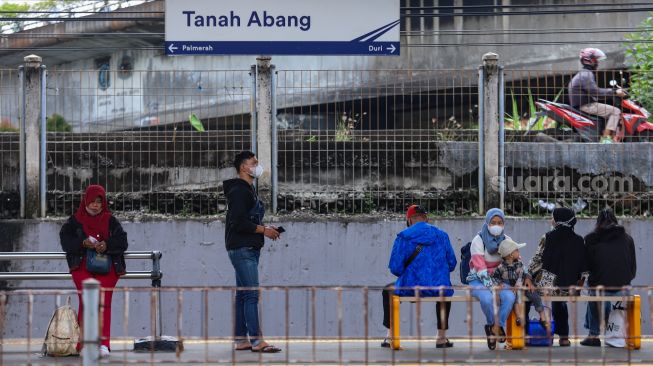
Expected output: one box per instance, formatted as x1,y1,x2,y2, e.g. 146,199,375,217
638,130,653,142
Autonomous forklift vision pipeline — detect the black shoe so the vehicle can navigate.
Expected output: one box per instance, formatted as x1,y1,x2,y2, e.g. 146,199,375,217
559,338,571,347
580,337,601,347
436,339,454,348
484,325,497,350
381,338,391,348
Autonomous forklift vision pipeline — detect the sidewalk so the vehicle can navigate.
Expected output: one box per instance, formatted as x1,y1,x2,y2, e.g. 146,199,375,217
1,338,652,365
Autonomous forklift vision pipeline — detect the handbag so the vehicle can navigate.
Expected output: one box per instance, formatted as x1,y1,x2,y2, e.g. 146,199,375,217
86,249,111,274
605,302,627,348
534,269,557,293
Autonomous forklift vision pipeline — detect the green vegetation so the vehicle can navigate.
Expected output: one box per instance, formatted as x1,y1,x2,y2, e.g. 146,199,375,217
46,114,72,132
624,13,653,109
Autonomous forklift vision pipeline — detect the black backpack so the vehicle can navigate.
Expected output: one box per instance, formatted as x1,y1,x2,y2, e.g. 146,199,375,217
459,242,472,284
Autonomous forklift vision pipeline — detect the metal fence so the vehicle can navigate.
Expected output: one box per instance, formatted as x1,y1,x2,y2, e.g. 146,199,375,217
1,285,652,365
275,69,479,214
502,69,653,217
43,68,253,216
3,64,653,217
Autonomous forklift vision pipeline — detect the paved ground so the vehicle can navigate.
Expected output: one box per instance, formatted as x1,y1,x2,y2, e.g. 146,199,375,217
1,338,652,365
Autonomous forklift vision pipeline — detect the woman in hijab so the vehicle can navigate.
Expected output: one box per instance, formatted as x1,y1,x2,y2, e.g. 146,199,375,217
467,208,516,350
59,185,128,358
527,207,587,347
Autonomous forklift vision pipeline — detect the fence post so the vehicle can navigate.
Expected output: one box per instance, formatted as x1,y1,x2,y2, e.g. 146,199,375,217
255,56,273,211
82,278,100,366
19,54,46,219
481,52,501,211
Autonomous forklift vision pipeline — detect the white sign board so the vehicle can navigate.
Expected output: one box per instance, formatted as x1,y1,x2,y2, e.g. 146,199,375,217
165,0,400,55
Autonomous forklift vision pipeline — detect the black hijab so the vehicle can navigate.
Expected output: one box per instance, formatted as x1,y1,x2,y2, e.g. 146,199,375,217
541,208,588,287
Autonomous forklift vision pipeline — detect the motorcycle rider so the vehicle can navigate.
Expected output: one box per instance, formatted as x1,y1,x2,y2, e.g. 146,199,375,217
568,48,626,143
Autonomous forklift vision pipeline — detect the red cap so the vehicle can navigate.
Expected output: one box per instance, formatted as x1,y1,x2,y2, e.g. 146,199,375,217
406,204,427,219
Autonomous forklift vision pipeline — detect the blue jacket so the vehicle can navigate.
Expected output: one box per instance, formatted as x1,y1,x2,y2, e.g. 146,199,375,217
388,222,457,297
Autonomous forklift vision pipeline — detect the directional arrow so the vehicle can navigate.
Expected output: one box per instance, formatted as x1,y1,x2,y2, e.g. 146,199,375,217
387,44,396,53
168,43,178,53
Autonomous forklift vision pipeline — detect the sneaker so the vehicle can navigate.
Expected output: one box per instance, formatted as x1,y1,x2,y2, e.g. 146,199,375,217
600,136,614,144
99,345,110,358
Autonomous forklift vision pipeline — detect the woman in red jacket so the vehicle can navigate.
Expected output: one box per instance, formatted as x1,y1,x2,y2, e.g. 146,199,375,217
59,185,128,358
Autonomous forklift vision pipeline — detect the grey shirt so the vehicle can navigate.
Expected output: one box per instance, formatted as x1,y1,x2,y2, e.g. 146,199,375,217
568,68,614,108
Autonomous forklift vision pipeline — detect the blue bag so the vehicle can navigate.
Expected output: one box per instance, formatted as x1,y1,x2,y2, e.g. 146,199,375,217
86,250,111,274
526,319,556,347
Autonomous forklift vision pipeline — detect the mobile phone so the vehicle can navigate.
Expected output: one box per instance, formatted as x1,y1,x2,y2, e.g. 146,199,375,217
276,226,286,233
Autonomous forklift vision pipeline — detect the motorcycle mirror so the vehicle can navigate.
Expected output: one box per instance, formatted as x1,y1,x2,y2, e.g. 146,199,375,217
609,80,618,87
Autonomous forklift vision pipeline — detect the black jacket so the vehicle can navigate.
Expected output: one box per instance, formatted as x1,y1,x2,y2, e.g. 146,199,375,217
584,225,637,288
542,226,588,287
223,178,264,250
59,215,129,275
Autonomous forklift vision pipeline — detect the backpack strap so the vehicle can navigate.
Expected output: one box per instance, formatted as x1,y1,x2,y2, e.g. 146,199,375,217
403,244,423,269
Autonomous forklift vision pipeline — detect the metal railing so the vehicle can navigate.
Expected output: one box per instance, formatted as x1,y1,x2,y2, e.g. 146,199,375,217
0,251,162,283
0,284,651,365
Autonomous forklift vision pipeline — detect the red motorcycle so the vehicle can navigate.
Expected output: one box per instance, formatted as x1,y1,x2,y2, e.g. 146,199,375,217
527,80,653,142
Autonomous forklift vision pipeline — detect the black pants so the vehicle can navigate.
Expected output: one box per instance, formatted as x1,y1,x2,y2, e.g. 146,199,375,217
524,300,569,337
382,283,451,330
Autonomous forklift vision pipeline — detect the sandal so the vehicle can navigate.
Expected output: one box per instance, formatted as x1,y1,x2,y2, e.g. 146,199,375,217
484,325,497,350
515,317,522,327
235,344,252,351
251,344,282,353
436,339,453,348
380,338,391,348
498,326,506,343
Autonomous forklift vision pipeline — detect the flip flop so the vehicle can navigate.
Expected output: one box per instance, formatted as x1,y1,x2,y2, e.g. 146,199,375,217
251,344,282,353
234,345,252,351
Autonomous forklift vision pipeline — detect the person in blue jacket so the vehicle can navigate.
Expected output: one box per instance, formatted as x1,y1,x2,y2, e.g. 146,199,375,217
381,205,457,348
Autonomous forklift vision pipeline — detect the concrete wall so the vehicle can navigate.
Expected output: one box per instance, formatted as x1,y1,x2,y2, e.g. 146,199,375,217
1,217,650,341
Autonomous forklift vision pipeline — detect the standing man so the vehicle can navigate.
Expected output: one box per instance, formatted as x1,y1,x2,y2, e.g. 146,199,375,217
223,151,282,353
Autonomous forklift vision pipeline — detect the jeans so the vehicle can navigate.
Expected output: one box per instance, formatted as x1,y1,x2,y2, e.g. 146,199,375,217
585,289,626,336
228,247,262,346
469,279,515,327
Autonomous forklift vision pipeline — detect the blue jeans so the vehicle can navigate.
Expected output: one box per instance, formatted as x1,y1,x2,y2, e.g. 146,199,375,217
585,289,627,336
469,279,516,327
228,247,262,346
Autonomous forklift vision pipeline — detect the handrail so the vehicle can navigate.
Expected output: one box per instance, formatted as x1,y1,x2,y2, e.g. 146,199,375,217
0,251,163,283
0,251,161,261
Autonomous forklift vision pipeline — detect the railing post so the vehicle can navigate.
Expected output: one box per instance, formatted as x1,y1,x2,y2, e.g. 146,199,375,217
481,52,501,211
82,278,100,366
255,56,273,212
20,54,46,218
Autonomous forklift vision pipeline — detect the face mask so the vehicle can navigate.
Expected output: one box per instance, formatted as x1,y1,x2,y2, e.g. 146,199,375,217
488,225,504,236
248,164,264,179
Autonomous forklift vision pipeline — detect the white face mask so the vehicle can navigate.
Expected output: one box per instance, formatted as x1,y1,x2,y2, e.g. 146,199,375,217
488,225,504,236
248,164,264,179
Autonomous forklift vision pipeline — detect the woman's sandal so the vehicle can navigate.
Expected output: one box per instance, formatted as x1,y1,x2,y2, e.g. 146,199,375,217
251,344,282,353
498,326,506,343
235,344,252,351
484,325,497,350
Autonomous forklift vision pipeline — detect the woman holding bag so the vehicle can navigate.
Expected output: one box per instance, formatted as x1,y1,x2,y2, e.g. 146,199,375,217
60,185,128,358
527,207,587,347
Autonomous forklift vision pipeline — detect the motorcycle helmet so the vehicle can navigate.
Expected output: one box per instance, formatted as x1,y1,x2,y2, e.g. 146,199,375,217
579,48,606,68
